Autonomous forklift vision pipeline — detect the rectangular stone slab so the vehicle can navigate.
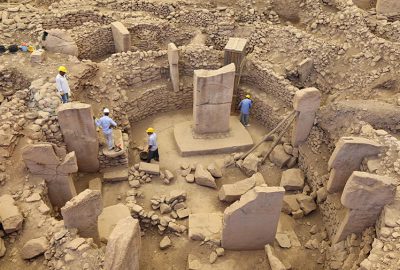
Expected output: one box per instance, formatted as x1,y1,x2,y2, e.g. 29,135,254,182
103,166,129,182
221,186,285,250
111,21,131,53
139,162,160,175
174,117,253,156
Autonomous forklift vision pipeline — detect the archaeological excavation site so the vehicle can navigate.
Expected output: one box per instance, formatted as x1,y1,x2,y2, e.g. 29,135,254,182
2,0,400,269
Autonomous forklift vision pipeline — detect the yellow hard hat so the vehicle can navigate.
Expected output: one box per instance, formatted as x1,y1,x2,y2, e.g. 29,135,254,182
58,66,67,73
146,127,155,133
246,94,251,98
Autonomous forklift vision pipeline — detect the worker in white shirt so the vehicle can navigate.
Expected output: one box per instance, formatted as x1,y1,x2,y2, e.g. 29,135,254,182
56,66,71,104
95,108,117,150
146,127,159,163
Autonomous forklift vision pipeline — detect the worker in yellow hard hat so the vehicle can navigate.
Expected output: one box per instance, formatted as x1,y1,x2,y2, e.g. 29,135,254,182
56,66,71,103
146,127,159,163
238,94,253,127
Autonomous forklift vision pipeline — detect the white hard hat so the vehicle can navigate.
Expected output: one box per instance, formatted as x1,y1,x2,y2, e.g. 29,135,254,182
103,108,110,113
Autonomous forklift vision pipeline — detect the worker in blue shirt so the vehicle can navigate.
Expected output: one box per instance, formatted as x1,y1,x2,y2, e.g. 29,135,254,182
238,94,253,127
95,108,117,150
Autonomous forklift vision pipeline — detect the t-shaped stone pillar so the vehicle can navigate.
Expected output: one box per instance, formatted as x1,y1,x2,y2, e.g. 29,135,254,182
193,63,236,134
57,103,99,172
291,87,321,147
168,43,179,92
22,143,78,208
61,189,103,243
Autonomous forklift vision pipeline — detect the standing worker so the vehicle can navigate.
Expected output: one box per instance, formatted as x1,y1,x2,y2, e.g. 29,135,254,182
95,108,117,151
56,66,71,104
146,128,159,163
238,94,253,127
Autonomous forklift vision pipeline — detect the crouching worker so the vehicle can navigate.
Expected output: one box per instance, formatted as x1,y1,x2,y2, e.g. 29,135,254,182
95,108,117,150
146,127,159,163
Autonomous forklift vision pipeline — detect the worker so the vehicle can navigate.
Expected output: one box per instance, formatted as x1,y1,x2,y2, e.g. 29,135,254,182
146,128,159,163
238,94,253,127
56,66,71,104
95,108,117,151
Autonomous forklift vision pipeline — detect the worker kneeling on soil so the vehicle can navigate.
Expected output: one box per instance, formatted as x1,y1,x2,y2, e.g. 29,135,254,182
146,128,159,163
56,66,71,104
238,94,253,127
95,108,117,150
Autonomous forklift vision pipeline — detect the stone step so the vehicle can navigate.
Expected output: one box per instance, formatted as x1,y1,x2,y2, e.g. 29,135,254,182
103,166,129,182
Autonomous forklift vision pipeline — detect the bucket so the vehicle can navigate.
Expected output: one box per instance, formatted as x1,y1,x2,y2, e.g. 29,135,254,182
139,151,148,161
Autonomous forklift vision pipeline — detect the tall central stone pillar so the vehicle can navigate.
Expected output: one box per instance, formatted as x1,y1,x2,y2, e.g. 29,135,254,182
193,63,236,134
57,103,99,172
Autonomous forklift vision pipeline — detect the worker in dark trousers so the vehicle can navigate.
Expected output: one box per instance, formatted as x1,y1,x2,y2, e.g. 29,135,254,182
146,127,159,163
238,94,253,127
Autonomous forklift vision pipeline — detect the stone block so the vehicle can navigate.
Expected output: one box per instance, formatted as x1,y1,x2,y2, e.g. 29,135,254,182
174,117,254,156
0,195,23,233
42,29,78,56
104,216,140,270
30,49,46,63
281,195,300,214
58,103,99,172
297,58,314,83
280,168,304,191
327,137,382,193
111,21,131,53
194,164,216,189
376,0,400,17
221,185,285,250
218,173,265,203
293,88,321,112
241,153,260,176
89,178,102,191
193,63,235,134
270,145,291,168
333,208,382,243
57,151,78,174
103,167,129,182
189,213,223,241
61,189,103,243
21,237,48,259
98,204,131,243
139,162,160,175
207,162,222,178
265,245,286,270
296,194,317,215
341,171,396,210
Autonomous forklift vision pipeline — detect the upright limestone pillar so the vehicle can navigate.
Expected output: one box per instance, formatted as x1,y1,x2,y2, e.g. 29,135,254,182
58,103,99,172
291,87,321,147
193,63,235,134
111,21,131,53
168,43,179,92
224,38,247,90
61,189,103,243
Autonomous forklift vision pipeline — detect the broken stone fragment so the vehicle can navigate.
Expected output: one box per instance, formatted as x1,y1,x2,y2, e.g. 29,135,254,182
21,237,49,259
207,162,223,178
160,236,172,250
275,233,291,248
296,194,317,215
215,247,225,256
241,153,260,176
265,244,286,270
209,251,218,264
280,168,304,191
270,145,291,168
177,208,190,219
218,173,265,203
194,164,217,189
164,170,174,181
185,174,195,183
0,238,6,257
282,195,300,214
0,194,24,233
